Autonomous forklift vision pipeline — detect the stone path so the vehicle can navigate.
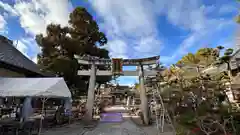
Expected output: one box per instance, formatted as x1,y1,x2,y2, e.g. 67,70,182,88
41,106,175,135
40,122,94,135
84,120,147,135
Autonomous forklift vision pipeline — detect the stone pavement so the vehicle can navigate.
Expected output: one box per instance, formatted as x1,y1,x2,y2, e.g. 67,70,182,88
41,117,174,135
40,122,94,135
41,105,175,135
84,120,147,135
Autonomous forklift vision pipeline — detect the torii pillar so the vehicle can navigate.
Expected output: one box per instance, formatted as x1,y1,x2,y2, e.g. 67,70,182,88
74,55,113,121
85,63,96,121
139,65,149,124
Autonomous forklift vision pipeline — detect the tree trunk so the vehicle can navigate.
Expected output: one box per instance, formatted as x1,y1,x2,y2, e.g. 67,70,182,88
84,63,96,121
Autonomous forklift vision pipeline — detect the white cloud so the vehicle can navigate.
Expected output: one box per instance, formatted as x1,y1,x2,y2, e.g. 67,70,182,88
107,39,129,58
90,0,235,62
133,36,163,58
160,19,236,66
156,1,236,62
160,56,175,66
0,0,72,62
0,14,6,33
32,56,38,64
136,36,162,53
90,0,162,59
170,20,234,61
22,38,40,54
164,0,207,32
0,1,19,16
149,0,216,32
235,29,240,48
13,0,72,36
13,40,28,58
13,38,41,63
0,0,237,70
116,76,138,86
219,5,238,14
0,0,72,36
175,31,207,56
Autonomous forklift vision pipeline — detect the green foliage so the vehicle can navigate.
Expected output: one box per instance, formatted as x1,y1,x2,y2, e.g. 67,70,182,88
160,46,239,134
177,111,197,126
236,15,240,24
176,125,189,135
68,7,107,48
224,48,234,56
216,45,224,50
218,48,234,78
220,55,231,63
36,7,111,93
177,53,199,65
177,47,222,67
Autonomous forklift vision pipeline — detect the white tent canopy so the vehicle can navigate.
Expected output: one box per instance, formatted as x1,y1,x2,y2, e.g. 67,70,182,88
0,77,71,98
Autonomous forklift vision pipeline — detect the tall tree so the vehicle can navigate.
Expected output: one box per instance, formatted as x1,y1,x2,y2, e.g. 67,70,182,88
36,7,111,94
177,48,220,67
177,53,200,66
219,48,234,79
195,48,218,66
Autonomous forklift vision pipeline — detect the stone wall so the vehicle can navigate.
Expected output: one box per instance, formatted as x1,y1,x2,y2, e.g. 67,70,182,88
0,68,25,77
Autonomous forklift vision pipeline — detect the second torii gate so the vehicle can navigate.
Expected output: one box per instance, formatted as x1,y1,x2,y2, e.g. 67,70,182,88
74,55,160,124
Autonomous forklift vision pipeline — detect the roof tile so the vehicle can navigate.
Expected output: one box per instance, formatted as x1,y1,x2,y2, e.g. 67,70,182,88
0,35,43,75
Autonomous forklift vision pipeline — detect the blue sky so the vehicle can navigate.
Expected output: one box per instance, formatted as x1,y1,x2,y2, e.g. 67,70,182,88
0,0,239,85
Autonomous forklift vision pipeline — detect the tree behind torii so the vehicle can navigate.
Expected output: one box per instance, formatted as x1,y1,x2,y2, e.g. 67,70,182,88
35,7,111,94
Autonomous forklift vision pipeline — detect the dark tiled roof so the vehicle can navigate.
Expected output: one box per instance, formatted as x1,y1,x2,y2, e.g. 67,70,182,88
0,35,44,76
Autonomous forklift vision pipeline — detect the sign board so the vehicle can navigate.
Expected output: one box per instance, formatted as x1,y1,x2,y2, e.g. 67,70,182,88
112,58,123,75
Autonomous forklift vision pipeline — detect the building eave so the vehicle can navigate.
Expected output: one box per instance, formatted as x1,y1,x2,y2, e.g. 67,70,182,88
0,61,50,77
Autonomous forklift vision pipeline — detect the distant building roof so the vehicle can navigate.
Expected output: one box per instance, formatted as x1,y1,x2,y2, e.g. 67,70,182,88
0,35,52,76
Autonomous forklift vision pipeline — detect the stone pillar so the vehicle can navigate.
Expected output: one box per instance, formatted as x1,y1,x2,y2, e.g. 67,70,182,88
85,63,96,121
139,65,149,125
132,97,135,106
126,96,130,109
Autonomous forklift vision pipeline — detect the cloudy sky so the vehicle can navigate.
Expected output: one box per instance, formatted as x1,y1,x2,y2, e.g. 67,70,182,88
0,0,239,85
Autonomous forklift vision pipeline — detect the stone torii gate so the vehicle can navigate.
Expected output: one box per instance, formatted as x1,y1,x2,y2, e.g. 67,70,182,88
74,55,159,124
